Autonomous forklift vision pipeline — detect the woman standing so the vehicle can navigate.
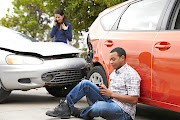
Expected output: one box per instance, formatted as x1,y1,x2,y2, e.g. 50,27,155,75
50,9,72,43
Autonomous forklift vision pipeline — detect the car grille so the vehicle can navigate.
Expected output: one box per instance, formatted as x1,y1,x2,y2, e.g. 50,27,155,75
41,69,82,84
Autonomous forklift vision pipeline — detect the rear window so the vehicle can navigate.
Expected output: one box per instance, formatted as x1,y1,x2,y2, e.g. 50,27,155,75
174,9,180,29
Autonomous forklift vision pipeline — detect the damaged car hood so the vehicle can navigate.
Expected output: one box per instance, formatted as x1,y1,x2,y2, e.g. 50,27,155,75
0,42,82,56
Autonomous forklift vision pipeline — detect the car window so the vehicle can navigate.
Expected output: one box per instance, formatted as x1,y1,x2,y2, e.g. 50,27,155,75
0,26,37,43
174,9,180,29
101,5,127,31
118,0,168,31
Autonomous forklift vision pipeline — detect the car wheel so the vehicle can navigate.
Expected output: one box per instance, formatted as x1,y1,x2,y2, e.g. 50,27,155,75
87,66,108,87
86,66,108,105
0,81,11,103
45,84,77,97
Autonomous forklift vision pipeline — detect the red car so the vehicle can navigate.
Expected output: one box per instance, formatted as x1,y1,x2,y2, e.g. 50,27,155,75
87,0,180,113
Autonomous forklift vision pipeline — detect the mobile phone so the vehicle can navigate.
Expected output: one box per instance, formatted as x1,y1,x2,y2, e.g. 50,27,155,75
96,84,100,87
96,84,103,89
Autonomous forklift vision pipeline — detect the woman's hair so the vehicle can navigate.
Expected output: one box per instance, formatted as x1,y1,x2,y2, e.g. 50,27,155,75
54,9,68,34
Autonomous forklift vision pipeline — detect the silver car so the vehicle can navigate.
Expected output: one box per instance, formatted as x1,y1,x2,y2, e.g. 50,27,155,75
0,26,88,103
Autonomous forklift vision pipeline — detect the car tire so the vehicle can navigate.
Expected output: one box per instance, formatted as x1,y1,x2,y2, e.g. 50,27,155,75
87,66,108,87
0,81,11,103
86,66,108,105
45,84,77,97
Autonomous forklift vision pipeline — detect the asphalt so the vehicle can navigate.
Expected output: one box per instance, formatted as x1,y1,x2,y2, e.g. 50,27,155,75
0,88,179,120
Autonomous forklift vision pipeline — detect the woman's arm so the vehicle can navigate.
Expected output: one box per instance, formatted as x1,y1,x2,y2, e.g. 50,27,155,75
50,26,56,38
63,23,72,41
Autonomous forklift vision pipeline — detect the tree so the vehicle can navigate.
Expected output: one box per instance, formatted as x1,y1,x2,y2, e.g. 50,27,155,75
0,0,51,41
0,0,127,42
95,0,127,7
45,0,127,33
45,0,127,46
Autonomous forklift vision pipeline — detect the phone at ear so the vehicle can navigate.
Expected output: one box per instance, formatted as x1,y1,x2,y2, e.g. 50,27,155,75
55,20,58,23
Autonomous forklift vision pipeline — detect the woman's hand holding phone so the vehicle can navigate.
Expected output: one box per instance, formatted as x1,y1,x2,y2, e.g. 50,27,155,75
54,18,58,26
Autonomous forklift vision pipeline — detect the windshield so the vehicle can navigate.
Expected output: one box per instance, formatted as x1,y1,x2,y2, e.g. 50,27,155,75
0,26,37,43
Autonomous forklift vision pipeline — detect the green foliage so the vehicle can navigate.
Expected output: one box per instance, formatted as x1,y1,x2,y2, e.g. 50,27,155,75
0,0,51,40
80,47,88,58
44,0,127,47
95,0,127,7
45,0,107,33
0,0,127,43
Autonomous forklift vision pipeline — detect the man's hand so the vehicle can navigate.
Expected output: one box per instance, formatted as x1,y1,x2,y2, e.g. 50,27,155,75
99,85,113,97
99,85,138,104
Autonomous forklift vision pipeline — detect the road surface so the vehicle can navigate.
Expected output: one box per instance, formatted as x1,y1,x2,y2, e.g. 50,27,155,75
0,88,179,120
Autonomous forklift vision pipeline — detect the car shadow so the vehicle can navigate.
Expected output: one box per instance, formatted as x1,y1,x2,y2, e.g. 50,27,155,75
1,89,63,104
136,103,180,120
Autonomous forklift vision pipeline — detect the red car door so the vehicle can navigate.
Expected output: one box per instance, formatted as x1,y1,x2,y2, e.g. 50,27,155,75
152,1,180,111
152,31,180,112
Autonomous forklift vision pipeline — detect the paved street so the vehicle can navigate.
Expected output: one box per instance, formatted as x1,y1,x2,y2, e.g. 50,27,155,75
0,88,180,120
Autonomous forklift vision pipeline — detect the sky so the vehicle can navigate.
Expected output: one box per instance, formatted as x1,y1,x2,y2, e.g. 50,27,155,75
0,0,13,19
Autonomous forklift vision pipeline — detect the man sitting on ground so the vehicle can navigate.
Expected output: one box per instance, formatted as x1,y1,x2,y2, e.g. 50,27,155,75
46,47,141,120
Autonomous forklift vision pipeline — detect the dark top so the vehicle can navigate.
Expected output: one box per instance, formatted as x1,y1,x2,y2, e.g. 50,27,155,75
50,22,72,43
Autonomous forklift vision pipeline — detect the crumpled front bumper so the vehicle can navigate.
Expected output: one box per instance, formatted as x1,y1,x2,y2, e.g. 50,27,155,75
0,58,88,90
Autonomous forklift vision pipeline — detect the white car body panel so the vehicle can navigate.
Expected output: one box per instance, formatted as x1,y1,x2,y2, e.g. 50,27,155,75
0,58,86,90
0,42,82,56
0,26,88,91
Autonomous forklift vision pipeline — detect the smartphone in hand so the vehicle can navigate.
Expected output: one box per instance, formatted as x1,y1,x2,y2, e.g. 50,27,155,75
96,84,100,87
96,84,104,89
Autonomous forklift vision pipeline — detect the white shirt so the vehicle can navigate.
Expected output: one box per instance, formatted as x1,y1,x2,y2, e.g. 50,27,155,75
109,63,141,120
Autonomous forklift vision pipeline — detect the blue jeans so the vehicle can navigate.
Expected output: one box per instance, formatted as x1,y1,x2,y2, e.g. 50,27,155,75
66,80,132,120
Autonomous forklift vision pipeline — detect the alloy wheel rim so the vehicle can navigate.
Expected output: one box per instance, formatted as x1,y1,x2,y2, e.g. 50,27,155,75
89,72,104,85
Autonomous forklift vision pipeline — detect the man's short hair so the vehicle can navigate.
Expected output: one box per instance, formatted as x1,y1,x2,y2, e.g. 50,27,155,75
110,47,126,59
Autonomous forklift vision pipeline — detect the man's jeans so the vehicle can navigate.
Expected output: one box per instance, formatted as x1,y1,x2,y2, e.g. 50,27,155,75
66,80,132,120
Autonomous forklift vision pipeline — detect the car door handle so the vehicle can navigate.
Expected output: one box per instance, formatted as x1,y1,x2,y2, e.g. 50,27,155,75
155,45,171,49
104,40,113,47
154,42,171,51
